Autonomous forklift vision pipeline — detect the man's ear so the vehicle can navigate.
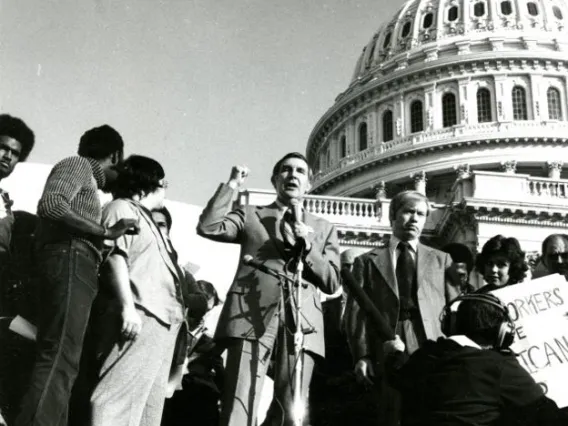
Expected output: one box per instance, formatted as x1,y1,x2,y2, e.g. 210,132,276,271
110,151,121,165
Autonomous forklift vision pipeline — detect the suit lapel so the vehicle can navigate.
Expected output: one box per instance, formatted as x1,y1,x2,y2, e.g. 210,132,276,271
369,247,398,297
416,243,433,291
256,203,287,259
303,211,318,246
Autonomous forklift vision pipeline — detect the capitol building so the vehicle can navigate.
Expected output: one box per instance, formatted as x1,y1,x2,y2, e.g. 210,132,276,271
244,0,568,265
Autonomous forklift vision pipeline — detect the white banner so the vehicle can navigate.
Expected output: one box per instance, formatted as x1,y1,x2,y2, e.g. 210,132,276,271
492,274,568,408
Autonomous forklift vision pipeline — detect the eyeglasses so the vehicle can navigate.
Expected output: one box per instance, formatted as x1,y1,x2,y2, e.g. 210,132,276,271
157,180,169,189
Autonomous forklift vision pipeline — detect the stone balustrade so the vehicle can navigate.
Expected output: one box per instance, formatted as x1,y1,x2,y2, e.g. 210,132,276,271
527,177,568,199
302,194,377,223
241,171,568,246
237,189,452,236
238,189,382,229
314,121,568,187
452,171,568,207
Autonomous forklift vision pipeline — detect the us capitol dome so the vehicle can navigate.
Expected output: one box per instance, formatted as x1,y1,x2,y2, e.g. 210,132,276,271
300,0,568,257
241,0,568,262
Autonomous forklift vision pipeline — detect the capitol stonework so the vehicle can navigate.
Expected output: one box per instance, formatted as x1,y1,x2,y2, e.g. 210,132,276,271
243,0,568,269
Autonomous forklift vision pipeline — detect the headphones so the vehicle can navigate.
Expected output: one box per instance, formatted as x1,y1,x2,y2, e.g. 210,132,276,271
440,293,515,350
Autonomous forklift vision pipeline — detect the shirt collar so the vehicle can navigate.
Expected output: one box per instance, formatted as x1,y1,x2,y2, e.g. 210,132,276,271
275,198,288,212
86,158,106,189
448,335,482,350
389,235,419,253
274,198,304,214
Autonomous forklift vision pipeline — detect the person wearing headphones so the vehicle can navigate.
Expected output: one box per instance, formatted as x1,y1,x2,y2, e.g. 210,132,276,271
386,293,567,426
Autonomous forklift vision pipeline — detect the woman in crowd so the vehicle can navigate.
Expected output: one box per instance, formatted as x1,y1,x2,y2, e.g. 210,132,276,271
475,234,529,293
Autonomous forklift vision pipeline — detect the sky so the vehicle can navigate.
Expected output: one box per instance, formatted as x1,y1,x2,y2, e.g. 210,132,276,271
0,0,401,206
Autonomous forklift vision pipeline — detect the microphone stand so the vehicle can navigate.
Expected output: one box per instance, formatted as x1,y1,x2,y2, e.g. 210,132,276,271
290,242,306,426
244,243,308,424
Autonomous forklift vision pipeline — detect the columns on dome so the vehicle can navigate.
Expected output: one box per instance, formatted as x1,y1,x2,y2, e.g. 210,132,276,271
455,163,472,180
500,160,517,174
547,161,564,179
459,79,471,125
368,110,378,146
424,84,436,130
453,164,473,199
396,93,405,137
494,76,508,122
374,181,387,220
529,74,543,121
347,118,356,155
411,171,428,194
374,181,387,199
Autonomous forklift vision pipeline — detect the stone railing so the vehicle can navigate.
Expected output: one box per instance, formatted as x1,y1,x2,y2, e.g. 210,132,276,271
313,120,568,187
237,189,449,234
527,177,568,199
302,194,377,219
238,189,383,229
451,171,568,207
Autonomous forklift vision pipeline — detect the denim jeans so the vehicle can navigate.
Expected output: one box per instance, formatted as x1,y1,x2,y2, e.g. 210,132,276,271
16,240,99,426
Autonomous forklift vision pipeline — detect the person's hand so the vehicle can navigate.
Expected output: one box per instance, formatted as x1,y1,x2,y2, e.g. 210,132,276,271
120,305,142,341
105,218,140,239
354,357,375,389
383,335,405,355
292,221,312,251
228,165,249,189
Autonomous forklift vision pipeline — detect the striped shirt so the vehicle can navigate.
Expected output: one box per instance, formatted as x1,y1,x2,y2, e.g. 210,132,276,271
36,156,106,255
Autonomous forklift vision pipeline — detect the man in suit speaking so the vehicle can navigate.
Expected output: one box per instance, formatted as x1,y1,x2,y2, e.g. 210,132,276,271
344,190,459,426
197,152,340,426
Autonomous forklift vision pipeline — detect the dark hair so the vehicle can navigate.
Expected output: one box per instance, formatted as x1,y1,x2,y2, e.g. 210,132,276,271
388,190,430,222
541,234,568,256
475,235,528,285
455,294,508,346
443,243,474,273
271,152,313,185
78,125,124,160
196,280,221,307
0,114,35,161
153,206,172,231
112,155,165,199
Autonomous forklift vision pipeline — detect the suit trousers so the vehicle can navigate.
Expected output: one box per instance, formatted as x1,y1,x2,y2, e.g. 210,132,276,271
89,308,180,426
377,317,427,426
221,304,315,426
16,240,99,426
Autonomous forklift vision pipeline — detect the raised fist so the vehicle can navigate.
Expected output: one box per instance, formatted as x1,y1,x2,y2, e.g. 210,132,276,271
228,165,250,188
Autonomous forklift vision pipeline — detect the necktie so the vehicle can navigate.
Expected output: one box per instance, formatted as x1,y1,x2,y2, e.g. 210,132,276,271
280,209,296,248
0,190,12,219
396,241,416,318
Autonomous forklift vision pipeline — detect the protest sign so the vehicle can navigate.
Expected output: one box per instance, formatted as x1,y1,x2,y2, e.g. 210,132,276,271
492,274,568,407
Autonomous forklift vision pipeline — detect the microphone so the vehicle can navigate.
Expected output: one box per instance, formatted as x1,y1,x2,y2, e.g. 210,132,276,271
289,199,307,252
243,255,282,279
243,255,296,286
290,198,303,224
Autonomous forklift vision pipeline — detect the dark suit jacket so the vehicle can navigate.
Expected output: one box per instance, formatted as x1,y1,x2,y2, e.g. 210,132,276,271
196,183,340,357
344,241,459,370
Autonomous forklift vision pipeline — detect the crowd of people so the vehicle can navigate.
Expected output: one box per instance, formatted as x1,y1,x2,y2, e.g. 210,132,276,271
0,112,568,426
